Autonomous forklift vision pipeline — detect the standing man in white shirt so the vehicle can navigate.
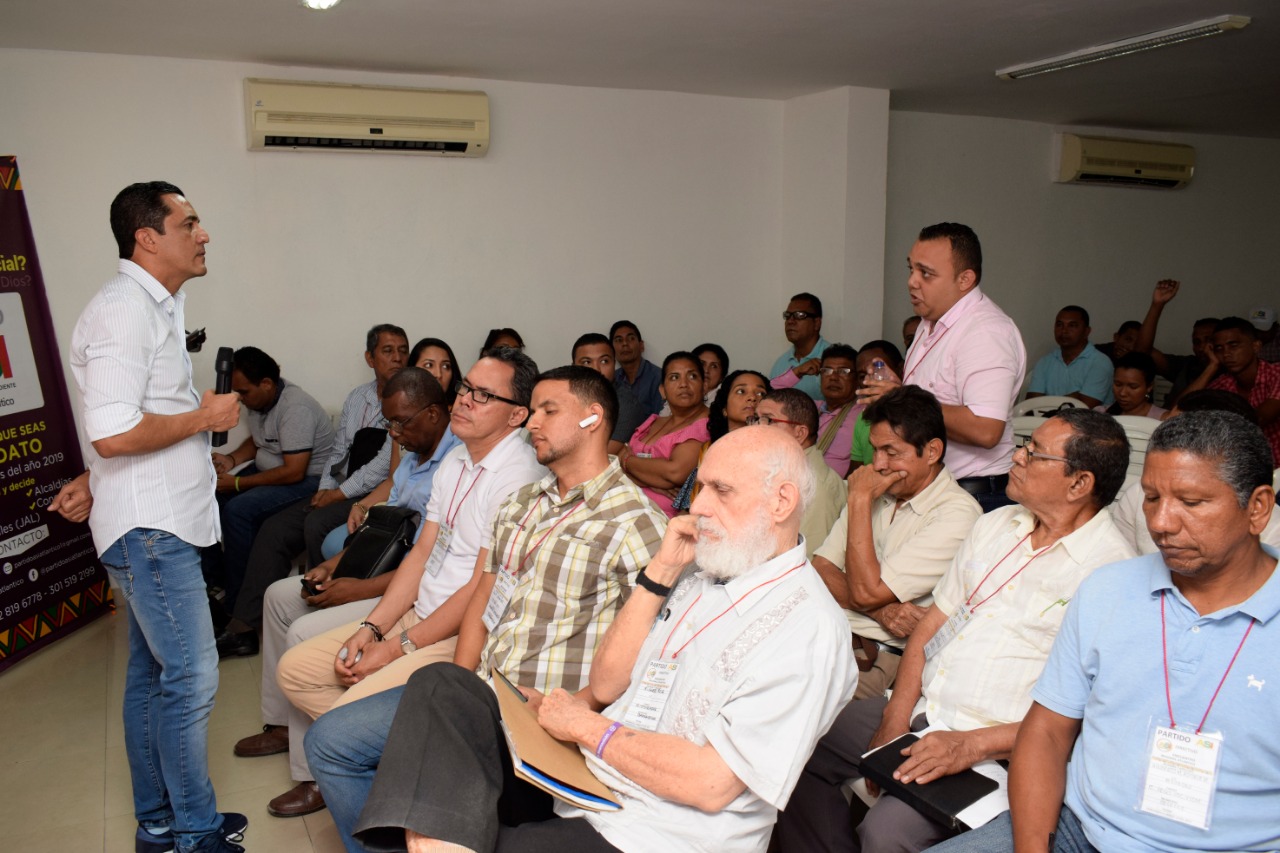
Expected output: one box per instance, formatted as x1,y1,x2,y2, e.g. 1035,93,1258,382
69,182,247,853
860,223,1026,512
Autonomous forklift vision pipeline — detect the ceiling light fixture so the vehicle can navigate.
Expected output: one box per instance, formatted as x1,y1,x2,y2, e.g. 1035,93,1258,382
299,0,342,10
996,14,1250,80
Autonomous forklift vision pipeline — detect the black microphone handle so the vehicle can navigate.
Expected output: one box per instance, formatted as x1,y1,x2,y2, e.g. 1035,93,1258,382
212,346,234,447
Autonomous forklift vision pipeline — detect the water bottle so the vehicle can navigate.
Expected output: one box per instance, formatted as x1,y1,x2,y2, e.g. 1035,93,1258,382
869,358,892,383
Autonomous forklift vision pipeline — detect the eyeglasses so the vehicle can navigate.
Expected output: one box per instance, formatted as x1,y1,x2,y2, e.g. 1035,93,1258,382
819,366,853,376
1016,440,1070,465
747,414,804,427
382,403,435,434
782,311,818,321
454,379,521,407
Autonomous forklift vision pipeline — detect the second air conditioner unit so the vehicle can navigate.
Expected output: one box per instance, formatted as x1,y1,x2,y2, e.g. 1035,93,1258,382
245,78,489,157
1055,133,1194,189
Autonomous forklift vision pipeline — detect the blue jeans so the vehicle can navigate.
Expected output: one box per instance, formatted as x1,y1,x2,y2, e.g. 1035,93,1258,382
321,523,348,561
215,470,320,608
925,805,1097,853
305,685,407,853
101,529,224,853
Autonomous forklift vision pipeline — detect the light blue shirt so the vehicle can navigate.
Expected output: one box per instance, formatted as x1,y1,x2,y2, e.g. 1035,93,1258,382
770,336,830,401
390,427,462,543
1027,342,1115,406
1033,548,1280,853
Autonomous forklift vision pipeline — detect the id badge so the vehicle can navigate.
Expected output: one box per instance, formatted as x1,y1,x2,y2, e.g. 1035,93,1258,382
924,605,971,659
1137,722,1222,830
424,525,453,577
482,568,518,632
621,659,680,732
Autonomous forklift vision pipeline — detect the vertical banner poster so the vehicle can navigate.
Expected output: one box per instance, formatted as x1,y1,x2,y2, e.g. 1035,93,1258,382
0,156,110,674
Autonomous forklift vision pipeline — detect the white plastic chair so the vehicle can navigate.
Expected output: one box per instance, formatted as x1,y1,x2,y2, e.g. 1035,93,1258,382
1013,396,1087,417
1113,415,1159,491
1011,415,1045,449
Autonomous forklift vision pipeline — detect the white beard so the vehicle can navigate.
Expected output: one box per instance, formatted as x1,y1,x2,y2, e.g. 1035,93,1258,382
695,509,777,581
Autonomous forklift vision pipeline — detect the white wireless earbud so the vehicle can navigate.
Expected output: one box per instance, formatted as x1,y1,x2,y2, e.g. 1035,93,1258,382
579,413,600,428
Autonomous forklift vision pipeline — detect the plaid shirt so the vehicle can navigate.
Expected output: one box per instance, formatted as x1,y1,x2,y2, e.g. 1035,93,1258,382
480,458,667,693
1210,358,1280,463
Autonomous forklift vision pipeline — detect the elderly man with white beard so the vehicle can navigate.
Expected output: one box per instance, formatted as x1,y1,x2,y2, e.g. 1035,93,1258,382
351,426,857,853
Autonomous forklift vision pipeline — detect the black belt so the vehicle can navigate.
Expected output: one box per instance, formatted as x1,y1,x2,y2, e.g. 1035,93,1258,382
956,474,1009,497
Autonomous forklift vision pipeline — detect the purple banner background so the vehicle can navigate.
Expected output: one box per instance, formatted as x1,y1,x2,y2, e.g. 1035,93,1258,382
0,155,110,674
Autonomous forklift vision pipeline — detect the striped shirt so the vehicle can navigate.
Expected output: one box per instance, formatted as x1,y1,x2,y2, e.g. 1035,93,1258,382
481,458,667,693
319,380,392,497
70,259,220,555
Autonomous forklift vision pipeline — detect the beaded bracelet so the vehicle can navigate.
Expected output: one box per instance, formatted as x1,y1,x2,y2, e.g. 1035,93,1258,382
357,620,385,642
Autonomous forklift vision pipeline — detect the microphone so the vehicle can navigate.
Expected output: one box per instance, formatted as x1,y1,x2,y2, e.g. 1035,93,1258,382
212,346,234,447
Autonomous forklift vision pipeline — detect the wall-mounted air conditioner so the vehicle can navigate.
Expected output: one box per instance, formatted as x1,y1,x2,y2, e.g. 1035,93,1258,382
245,78,489,157
1055,133,1194,189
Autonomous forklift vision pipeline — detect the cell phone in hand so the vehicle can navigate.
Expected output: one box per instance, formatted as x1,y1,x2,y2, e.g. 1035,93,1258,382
300,577,320,596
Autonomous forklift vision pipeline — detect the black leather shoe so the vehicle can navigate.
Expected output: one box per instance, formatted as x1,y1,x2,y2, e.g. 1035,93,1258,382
216,629,259,659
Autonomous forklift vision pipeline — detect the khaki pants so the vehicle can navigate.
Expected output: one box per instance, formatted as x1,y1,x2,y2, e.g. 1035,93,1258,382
277,611,458,720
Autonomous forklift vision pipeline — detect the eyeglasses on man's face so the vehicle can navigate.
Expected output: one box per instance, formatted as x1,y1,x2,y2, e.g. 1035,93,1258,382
382,403,435,434
454,379,520,407
782,311,818,321
1015,437,1069,465
747,413,804,428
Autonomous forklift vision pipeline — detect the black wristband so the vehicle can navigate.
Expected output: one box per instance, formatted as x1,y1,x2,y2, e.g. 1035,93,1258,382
636,568,673,598
358,620,385,642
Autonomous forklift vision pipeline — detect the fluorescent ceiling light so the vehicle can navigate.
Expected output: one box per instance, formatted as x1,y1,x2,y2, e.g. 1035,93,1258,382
300,0,342,9
996,14,1250,80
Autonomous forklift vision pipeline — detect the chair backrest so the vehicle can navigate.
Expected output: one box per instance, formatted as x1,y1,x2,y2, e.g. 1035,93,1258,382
1114,415,1160,491
1011,415,1045,449
1152,375,1174,407
1012,396,1087,417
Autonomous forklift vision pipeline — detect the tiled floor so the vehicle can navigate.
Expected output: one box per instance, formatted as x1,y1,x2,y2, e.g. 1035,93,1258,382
1,608,345,852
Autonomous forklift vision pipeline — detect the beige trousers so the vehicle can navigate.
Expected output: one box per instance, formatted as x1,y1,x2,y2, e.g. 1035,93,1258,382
276,610,458,720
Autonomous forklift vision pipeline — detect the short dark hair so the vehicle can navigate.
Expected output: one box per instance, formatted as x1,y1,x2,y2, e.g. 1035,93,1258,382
709,369,769,441
661,351,703,378
384,365,446,409
366,324,408,354
864,385,947,458
232,346,280,385
1114,351,1157,384
692,343,730,379
482,328,525,355
859,340,905,373
110,181,184,259
480,345,539,410
917,222,983,285
610,320,642,341
1059,305,1090,328
1193,317,1221,330
763,388,819,438
1116,320,1142,335
537,365,619,435
409,337,459,407
572,333,613,359
789,292,823,317
1150,411,1274,507
1174,389,1257,423
1047,409,1129,508
1215,316,1258,339
821,343,858,364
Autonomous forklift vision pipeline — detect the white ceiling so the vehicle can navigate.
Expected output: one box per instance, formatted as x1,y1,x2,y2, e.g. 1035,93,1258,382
5,0,1277,138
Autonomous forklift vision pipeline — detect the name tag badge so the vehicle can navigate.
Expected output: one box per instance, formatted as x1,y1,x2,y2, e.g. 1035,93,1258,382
424,525,453,578
621,659,680,732
482,567,518,632
1138,722,1222,830
924,605,971,659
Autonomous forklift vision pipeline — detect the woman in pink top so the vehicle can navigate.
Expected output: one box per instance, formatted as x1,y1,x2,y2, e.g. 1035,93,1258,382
618,352,710,517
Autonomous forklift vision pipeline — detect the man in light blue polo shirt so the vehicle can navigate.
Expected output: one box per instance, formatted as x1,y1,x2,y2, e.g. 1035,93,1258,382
928,410,1278,853
771,291,831,401
1025,305,1114,408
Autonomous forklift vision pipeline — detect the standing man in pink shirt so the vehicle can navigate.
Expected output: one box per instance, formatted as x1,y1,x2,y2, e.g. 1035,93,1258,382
860,223,1026,512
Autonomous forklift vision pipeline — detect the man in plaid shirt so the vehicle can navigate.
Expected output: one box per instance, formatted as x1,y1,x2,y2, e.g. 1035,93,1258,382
304,365,667,853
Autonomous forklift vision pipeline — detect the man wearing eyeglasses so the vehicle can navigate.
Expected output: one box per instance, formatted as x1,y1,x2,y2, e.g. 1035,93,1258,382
752,389,847,558
771,292,831,401
227,367,462,815
776,408,1134,853
271,348,546,818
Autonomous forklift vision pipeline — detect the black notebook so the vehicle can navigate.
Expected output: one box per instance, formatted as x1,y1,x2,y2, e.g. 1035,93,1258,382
859,733,1000,830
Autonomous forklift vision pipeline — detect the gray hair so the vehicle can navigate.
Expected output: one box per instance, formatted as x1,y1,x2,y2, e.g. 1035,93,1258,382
758,434,816,517
1149,411,1274,507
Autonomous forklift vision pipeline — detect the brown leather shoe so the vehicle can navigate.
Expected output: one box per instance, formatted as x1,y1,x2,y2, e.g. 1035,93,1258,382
234,724,289,757
268,781,326,818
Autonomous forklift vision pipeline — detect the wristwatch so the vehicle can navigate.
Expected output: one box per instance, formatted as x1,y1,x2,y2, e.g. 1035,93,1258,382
400,630,417,656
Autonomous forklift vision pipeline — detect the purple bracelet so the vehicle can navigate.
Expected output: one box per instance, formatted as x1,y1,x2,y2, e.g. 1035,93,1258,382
595,721,623,758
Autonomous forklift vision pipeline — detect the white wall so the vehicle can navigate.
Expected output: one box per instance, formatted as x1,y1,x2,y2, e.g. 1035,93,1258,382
882,111,1280,365
1,48,803,415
